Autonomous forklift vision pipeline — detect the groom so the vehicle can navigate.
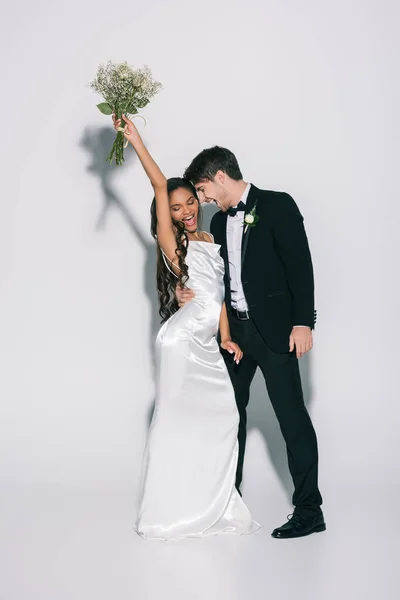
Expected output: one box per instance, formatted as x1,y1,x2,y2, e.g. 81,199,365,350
179,146,325,539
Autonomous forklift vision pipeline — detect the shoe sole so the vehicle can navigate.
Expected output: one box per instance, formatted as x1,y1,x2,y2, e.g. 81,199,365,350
271,523,326,539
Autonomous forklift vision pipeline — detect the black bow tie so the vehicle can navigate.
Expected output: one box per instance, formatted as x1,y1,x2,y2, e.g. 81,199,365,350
227,201,246,216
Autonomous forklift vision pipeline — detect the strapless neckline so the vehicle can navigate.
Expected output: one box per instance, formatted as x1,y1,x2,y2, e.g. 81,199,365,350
188,240,221,248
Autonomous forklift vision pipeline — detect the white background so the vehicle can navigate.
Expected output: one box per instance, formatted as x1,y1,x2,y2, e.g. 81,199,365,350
0,1,399,599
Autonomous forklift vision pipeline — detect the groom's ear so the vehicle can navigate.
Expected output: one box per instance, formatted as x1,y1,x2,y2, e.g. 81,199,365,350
215,170,226,184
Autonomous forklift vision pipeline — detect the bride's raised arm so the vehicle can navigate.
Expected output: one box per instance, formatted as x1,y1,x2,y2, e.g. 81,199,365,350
112,114,179,267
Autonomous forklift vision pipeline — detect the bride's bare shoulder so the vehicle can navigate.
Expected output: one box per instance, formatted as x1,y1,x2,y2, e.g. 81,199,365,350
200,231,214,243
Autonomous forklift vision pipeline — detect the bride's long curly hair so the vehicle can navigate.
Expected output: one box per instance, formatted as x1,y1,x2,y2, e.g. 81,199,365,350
150,178,202,323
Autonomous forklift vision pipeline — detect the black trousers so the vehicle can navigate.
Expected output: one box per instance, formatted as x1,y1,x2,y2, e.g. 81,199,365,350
224,317,323,515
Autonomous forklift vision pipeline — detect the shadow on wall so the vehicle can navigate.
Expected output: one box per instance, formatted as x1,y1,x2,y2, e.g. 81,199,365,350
246,352,314,502
80,126,160,419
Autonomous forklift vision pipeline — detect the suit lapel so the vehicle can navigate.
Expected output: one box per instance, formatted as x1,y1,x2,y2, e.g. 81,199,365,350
241,185,258,269
221,212,230,282
214,211,230,281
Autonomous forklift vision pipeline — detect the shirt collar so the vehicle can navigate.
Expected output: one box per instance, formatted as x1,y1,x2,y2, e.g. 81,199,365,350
236,182,251,207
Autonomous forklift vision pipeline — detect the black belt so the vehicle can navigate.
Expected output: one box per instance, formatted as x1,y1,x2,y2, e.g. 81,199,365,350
231,308,251,321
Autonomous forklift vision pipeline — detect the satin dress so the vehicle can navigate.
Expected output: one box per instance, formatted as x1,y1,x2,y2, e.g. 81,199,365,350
135,240,259,540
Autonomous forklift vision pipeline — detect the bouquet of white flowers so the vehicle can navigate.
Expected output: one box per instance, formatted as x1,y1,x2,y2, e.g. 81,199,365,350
90,61,162,165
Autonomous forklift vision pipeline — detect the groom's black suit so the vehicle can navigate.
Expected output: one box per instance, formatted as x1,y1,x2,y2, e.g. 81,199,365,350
210,184,322,515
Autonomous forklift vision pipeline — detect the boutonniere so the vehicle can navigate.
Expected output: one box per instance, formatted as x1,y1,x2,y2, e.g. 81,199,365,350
244,207,259,233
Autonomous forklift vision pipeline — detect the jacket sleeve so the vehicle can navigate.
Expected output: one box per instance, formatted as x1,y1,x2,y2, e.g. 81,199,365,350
270,193,316,329
210,213,218,242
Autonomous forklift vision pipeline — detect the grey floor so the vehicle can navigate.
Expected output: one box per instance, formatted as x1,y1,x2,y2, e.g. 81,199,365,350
1,368,396,600
1,475,395,600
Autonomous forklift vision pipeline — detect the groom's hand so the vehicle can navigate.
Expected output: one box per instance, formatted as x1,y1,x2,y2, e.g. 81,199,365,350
176,284,195,308
289,327,313,358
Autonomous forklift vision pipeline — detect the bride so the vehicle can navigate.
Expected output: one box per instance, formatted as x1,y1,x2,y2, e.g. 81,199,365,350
112,114,259,540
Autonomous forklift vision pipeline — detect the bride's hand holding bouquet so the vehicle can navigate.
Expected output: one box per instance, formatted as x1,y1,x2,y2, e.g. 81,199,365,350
112,113,140,146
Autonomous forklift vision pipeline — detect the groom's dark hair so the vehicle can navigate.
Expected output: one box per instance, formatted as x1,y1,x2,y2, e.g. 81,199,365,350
184,146,243,184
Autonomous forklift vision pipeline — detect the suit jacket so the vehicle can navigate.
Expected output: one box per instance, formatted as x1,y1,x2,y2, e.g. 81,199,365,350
210,184,317,353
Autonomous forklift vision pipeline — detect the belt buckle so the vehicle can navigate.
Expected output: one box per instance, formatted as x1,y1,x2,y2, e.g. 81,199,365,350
237,309,249,320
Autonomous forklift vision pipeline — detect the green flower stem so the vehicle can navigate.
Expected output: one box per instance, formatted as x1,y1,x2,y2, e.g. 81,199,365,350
107,107,126,166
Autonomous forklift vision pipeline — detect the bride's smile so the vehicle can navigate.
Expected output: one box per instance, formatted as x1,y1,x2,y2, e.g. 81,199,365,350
169,187,199,233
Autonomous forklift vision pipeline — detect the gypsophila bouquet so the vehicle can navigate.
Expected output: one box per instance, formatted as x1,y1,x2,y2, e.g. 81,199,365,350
90,61,162,165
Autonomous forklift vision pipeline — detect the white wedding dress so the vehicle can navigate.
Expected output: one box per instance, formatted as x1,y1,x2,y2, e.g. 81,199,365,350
135,240,260,540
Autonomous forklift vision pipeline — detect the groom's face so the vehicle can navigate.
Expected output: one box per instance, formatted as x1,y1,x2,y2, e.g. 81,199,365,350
195,174,230,212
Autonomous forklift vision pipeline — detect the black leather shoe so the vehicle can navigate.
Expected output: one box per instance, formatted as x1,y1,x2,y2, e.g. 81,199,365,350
271,512,326,539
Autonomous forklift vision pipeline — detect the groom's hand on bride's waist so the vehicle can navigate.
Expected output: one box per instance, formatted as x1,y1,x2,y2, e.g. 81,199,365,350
176,285,195,307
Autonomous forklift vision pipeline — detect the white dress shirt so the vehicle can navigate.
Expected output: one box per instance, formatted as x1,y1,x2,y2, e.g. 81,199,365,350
226,183,308,328
226,183,251,312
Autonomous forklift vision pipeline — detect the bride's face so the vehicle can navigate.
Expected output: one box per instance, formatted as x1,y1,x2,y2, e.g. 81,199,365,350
169,187,199,232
